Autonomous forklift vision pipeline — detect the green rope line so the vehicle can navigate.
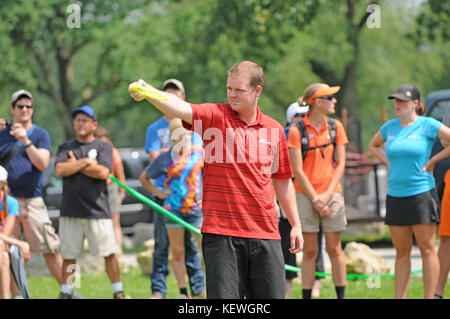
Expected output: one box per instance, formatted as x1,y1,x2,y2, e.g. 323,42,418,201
109,175,201,237
285,264,422,279
110,175,423,279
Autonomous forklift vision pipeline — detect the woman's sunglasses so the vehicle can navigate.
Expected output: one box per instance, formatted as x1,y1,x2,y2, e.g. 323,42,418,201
15,104,33,109
318,95,335,101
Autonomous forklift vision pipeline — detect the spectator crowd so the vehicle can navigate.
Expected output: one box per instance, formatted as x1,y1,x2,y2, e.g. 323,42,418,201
0,61,449,300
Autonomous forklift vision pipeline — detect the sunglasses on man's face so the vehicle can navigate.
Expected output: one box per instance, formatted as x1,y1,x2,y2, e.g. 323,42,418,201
318,95,335,101
15,104,33,109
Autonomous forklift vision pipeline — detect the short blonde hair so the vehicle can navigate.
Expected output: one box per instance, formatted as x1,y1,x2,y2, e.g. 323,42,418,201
227,61,264,89
169,118,186,143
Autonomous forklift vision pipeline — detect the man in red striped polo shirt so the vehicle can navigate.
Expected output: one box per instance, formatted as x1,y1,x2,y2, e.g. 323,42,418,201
129,61,303,299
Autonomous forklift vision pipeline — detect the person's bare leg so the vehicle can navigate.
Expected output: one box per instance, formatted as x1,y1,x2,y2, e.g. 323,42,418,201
413,223,439,299
44,252,64,285
390,226,412,299
301,233,319,291
312,278,321,298
111,213,123,251
436,236,450,296
167,228,187,293
10,272,20,297
104,254,121,283
325,232,346,288
61,259,77,288
0,243,10,299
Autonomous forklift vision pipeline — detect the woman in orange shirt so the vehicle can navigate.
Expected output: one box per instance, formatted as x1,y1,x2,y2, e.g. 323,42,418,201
288,83,348,299
436,168,450,298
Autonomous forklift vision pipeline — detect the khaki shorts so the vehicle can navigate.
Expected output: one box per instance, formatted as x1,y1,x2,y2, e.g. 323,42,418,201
59,217,117,260
13,197,60,254
296,192,347,233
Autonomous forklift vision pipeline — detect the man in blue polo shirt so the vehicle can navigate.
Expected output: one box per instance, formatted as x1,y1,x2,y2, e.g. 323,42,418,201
0,90,63,296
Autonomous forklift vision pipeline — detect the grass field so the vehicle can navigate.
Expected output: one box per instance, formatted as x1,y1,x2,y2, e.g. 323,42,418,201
24,228,450,299
26,266,450,299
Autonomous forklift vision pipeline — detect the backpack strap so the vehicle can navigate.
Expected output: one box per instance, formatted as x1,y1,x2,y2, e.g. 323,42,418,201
326,117,337,163
295,117,337,161
0,144,21,167
295,119,309,160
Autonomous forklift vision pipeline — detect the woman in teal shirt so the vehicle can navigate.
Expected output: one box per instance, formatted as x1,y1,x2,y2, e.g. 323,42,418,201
369,84,450,299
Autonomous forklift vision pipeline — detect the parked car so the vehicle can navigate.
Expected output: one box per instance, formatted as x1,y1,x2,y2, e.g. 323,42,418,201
43,147,155,234
425,89,450,199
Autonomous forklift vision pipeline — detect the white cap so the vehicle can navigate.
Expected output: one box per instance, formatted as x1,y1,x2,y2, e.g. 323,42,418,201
10,89,33,106
0,165,7,182
286,102,309,123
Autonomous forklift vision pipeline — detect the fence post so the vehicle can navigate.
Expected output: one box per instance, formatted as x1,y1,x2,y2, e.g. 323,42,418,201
342,107,348,131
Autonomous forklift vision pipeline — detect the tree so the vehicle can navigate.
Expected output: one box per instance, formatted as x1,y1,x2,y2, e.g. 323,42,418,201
187,0,375,150
298,0,374,150
415,0,450,42
413,0,450,90
0,0,150,140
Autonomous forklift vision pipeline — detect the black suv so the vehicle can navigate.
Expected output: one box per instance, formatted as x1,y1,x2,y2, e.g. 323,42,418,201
43,147,154,233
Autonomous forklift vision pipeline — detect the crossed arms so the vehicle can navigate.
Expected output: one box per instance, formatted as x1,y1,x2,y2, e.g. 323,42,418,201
54,150,110,180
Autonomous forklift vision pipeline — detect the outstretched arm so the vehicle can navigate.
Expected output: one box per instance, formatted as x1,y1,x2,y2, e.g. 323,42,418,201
129,79,193,124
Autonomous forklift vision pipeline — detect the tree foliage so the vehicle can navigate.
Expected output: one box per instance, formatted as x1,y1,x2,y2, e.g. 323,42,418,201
0,0,150,142
0,0,448,151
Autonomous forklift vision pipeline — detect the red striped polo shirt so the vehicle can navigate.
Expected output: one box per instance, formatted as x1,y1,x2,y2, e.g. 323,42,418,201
182,103,293,239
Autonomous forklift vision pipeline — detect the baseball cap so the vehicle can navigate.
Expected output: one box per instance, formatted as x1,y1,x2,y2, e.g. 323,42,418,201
286,101,309,123
305,84,340,105
162,78,185,94
388,84,421,101
11,89,33,106
0,165,7,182
71,105,97,121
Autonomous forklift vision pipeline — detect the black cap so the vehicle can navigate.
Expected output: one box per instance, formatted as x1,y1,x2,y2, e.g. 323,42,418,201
388,84,421,101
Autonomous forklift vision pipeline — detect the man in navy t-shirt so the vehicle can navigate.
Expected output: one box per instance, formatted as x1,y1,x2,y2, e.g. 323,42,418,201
0,89,63,296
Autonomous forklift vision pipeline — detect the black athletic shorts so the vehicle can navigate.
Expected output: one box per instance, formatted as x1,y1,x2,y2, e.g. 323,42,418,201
202,233,285,299
385,188,440,226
